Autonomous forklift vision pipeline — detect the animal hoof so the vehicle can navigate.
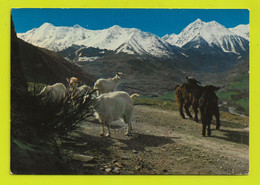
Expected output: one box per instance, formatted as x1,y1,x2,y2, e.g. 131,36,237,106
105,133,110,137
100,133,104,136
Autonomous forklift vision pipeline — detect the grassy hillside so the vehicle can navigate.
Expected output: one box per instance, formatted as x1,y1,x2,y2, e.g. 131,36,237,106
216,58,249,116
135,74,249,117
217,73,249,115
134,91,178,111
18,38,95,86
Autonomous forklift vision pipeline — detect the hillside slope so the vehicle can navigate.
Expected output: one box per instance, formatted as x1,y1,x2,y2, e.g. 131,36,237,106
17,39,96,86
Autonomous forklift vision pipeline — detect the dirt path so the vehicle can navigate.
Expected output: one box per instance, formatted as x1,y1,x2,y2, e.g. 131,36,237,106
59,105,249,175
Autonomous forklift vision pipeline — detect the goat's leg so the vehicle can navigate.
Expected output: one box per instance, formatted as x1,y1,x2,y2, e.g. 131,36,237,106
100,120,104,136
202,123,206,137
106,123,111,137
201,114,206,136
192,105,199,122
178,103,186,119
184,104,193,119
215,114,220,130
124,114,132,136
207,123,212,136
215,110,221,130
125,121,132,136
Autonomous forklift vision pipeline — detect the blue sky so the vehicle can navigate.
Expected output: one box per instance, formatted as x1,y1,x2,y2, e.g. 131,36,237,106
11,9,249,37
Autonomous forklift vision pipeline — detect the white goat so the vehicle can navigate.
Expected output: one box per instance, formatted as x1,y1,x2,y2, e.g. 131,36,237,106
66,77,81,92
39,83,66,103
93,91,139,137
66,77,92,100
94,72,125,96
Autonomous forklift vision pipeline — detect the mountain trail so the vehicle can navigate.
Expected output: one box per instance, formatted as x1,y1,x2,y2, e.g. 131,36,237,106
59,105,249,175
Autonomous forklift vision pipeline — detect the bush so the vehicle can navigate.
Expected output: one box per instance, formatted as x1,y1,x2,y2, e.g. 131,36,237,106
27,87,97,136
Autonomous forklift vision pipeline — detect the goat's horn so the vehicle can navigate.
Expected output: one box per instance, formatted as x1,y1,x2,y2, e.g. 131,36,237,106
196,80,201,84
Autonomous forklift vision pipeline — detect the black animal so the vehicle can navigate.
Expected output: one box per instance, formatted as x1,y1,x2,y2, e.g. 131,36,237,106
174,77,203,122
199,85,221,136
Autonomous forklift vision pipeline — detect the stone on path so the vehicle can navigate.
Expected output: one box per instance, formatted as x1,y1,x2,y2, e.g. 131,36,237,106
72,154,94,163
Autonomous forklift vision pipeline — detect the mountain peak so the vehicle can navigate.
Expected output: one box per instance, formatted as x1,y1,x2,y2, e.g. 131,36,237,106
40,22,54,28
207,20,224,27
164,19,249,54
229,24,249,40
109,25,123,30
162,34,170,40
73,24,83,29
191,18,205,26
111,25,121,28
194,18,203,23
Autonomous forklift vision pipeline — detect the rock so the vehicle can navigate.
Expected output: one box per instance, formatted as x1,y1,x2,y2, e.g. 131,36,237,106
114,162,123,168
82,163,96,169
104,163,112,168
135,165,141,171
72,154,94,163
120,154,131,160
113,167,120,173
112,159,118,163
132,150,138,153
105,168,112,173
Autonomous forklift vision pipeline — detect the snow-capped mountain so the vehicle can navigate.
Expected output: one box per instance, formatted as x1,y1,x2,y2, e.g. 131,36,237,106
163,19,249,54
17,19,249,73
229,24,249,40
162,33,176,41
17,23,180,58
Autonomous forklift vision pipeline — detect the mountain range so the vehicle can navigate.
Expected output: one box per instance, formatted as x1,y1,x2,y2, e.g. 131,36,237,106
17,23,181,58
163,19,248,54
14,18,250,95
17,19,249,60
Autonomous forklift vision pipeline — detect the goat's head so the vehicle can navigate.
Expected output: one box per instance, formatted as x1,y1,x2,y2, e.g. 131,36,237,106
66,77,81,91
186,76,201,86
202,85,220,101
116,72,125,79
204,85,220,92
